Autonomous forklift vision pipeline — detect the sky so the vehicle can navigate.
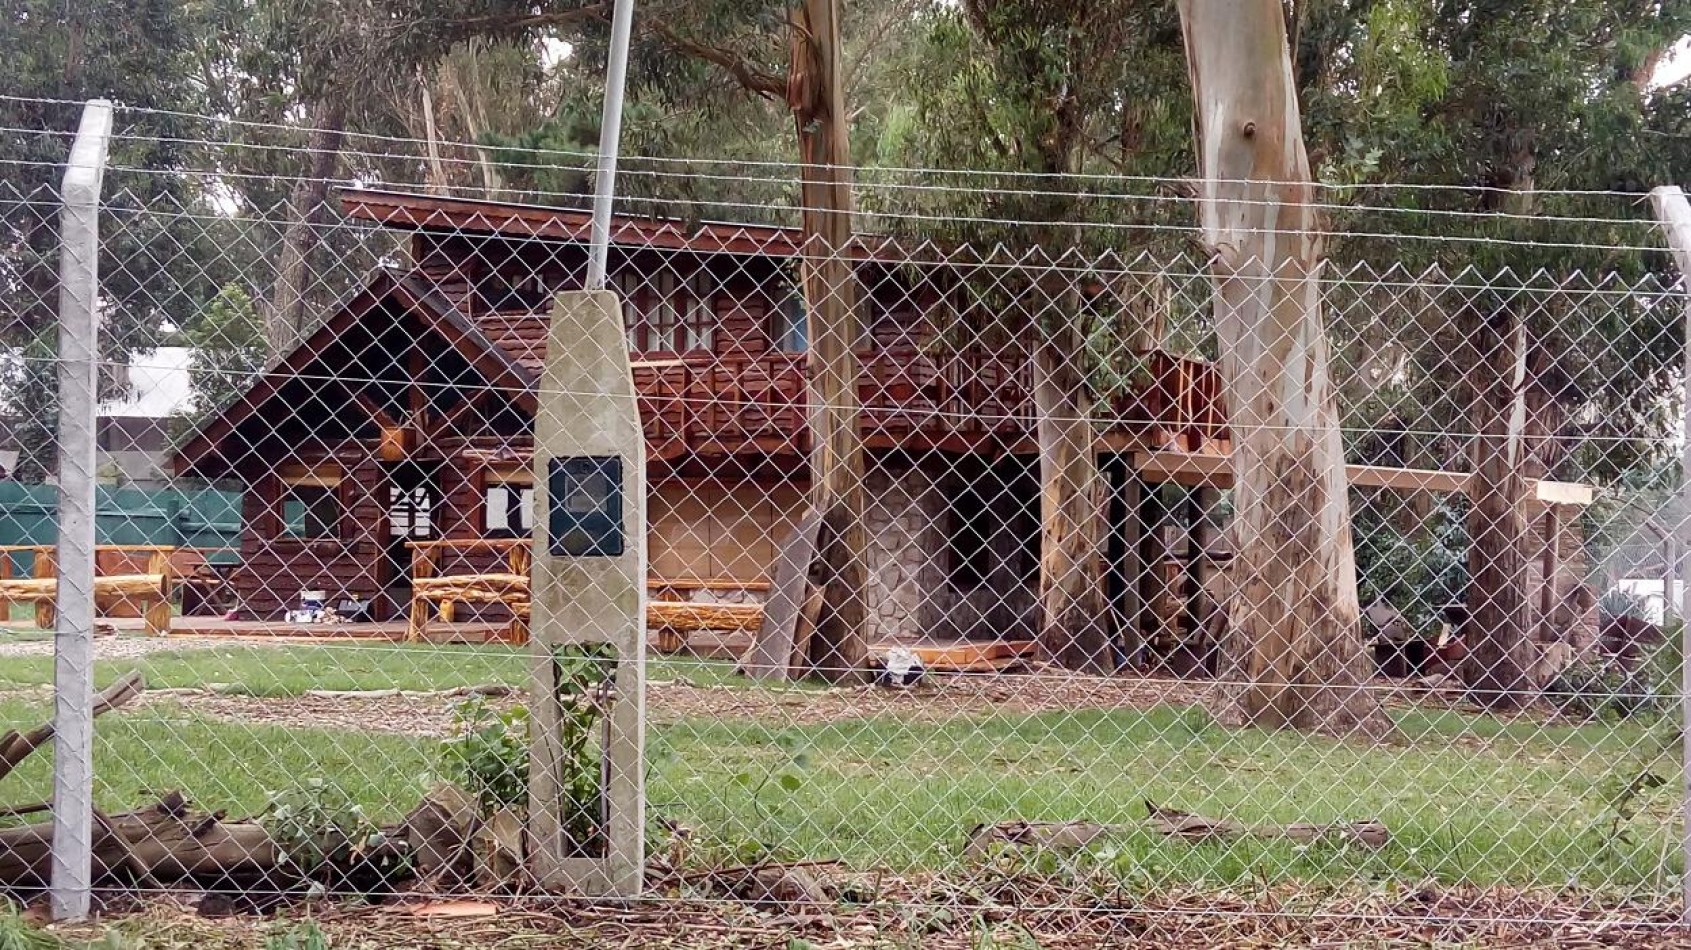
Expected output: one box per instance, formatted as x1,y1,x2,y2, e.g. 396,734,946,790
1656,37,1691,87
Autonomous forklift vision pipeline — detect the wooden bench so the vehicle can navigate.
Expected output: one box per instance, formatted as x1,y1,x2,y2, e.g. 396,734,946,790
0,544,182,636
407,538,532,642
406,539,768,649
645,578,769,653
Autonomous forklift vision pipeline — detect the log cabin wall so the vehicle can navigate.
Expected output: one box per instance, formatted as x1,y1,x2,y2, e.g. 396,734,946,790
228,449,387,619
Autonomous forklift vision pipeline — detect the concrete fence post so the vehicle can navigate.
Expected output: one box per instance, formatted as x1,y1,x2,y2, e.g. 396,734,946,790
51,98,113,923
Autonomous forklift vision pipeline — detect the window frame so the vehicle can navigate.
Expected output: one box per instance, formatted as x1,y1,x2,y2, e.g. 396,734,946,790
275,465,346,542
482,466,536,539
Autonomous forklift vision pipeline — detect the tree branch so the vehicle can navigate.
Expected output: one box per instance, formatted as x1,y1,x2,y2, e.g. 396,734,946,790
0,670,145,783
639,17,788,99
446,6,611,34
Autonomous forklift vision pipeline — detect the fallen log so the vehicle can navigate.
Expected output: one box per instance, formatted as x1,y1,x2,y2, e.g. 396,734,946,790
1145,802,1390,849
964,801,1390,859
0,671,145,782
0,789,422,895
0,791,281,890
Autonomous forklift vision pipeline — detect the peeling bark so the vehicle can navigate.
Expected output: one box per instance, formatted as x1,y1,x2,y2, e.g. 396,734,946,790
1034,327,1112,672
789,0,867,683
1176,0,1393,739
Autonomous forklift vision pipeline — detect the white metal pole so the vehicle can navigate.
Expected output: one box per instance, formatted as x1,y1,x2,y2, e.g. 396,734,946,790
1650,185,1691,924
585,0,637,291
51,98,113,923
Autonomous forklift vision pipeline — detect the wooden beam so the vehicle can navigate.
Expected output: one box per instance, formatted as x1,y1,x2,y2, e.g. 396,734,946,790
1132,451,1595,507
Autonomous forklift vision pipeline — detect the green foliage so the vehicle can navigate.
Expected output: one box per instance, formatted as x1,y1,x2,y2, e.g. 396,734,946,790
259,779,386,873
0,907,63,950
1353,495,1468,636
546,647,615,855
722,731,812,863
436,648,611,854
1545,662,1668,721
438,694,530,812
179,283,267,426
263,920,331,950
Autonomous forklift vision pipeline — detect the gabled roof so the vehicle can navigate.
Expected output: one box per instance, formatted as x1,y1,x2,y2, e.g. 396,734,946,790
340,187,916,263
171,269,537,477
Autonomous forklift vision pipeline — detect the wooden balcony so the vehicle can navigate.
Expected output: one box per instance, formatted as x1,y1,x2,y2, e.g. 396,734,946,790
630,347,1226,460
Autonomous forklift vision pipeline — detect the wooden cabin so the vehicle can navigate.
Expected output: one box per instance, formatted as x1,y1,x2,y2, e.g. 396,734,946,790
171,188,1596,669
171,189,1228,646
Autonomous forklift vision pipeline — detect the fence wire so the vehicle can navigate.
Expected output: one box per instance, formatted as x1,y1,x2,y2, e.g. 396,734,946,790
4,103,1691,940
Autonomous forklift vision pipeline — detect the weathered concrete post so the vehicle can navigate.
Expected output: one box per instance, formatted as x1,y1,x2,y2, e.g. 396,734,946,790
1649,184,1691,924
527,289,646,896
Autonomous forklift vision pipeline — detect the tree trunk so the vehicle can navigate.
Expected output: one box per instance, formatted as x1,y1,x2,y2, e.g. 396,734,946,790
788,0,867,683
1459,310,1537,706
1033,328,1111,672
266,98,348,359
1177,0,1392,739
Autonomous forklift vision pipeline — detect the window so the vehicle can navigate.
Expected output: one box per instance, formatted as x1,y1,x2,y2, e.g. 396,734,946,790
682,271,717,352
772,283,877,351
616,269,716,353
388,484,436,538
617,271,680,352
772,292,808,353
484,468,535,537
278,467,343,540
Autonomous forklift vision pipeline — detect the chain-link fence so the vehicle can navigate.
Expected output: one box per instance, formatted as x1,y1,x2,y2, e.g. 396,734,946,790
7,98,1691,942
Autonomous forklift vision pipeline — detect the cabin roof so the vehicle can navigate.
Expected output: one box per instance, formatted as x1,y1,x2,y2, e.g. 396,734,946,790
341,187,895,261
171,269,537,477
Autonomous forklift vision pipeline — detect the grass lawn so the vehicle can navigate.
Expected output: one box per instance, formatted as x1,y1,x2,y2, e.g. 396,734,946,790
1,641,1681,899
0,639,748,694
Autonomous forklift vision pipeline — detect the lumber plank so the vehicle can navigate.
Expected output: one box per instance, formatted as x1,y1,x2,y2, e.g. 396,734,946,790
740,510,823,681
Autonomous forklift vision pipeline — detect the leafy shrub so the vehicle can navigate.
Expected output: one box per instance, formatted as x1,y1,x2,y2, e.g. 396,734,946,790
439,695,530,813
1353,495,1467,637
1544,661,1667,721
438,650,608,856
264,920,331,950
259,780,385,873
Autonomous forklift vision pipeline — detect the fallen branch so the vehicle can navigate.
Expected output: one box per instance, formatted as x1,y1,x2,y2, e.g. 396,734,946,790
146,683,515,701
0,801,51,819
1144,801,1390,849
0,670,145,782
0,789,413,894
964,801,1390,859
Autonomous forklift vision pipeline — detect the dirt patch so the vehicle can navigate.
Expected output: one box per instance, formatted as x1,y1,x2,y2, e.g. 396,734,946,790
43,879,1688,949
128,671,1212,737
0,633,256,661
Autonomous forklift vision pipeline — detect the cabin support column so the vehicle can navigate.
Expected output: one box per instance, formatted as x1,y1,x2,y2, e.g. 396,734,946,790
1138,480,1173,666
1107,457,1146,669
1188,486,1222,675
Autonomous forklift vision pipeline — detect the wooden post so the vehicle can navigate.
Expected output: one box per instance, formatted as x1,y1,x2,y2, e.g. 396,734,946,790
1110,461,1146,669
143,549,173,636
1176,0,1391,737
33,546,56,630
407,546,435,642
1139,482,1174,662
